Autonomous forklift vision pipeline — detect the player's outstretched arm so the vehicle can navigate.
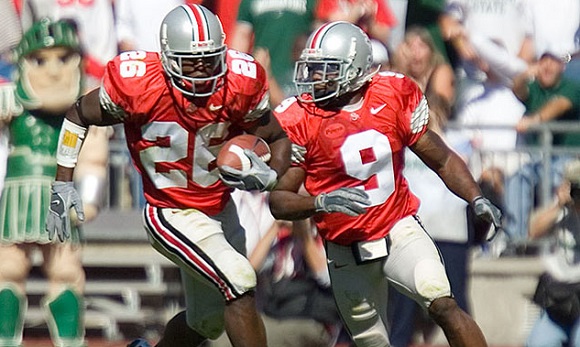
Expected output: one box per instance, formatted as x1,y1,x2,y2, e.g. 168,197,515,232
411,129,482,203
47,88,121,241
411,129,502,238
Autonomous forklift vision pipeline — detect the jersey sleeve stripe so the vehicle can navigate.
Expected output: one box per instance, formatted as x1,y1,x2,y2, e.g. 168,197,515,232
410,95,429,134
99,87,127,121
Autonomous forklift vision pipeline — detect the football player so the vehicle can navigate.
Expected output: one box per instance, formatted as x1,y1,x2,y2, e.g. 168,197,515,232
46,4,290,347
269,21,501,347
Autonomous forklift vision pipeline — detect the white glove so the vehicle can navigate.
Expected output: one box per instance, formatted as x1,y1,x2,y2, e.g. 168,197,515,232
219,149,278,191
0,82,22,122
471,196,503,241
46,181,85,242
315,187,371,217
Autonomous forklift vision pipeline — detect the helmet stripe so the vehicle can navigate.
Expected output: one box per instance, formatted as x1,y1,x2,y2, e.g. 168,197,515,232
309,22,336,49
183,4,207,42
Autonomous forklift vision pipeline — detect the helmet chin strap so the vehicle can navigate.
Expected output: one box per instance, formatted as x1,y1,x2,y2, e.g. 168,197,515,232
316,86,366,110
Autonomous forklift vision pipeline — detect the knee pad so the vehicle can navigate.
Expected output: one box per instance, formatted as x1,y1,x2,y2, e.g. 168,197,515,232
43,288,86,347
0,284,26,347
415,258,451,306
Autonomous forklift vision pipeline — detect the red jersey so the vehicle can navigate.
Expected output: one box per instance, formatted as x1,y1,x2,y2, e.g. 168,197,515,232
273,72,429,245
100,50,268,215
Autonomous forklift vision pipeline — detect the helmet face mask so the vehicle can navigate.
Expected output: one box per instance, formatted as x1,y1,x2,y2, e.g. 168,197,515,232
160,4,227,98
295,58,347,102
294,22,376,103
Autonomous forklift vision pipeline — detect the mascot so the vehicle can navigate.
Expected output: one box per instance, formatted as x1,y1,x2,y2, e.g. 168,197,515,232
0,18,109,347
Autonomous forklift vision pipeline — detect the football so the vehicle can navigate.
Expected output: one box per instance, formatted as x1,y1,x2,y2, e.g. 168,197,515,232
216,134,271,172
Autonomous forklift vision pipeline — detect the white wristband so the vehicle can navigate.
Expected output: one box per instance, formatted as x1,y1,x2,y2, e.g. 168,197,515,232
56,118,87,168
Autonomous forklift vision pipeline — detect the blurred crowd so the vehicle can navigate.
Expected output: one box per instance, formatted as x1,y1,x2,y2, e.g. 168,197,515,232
1,0,580,347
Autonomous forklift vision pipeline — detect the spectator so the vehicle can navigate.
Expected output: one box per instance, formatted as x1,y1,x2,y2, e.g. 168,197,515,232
21,0,117,90
438,0,534,186
115,0,184,53
0,0,22,195
269,21,501,347
209,191,342,347
565,27,580,85
0,0,22,79
385,0,407,51
403,0,449,63
229,0,318,107
438,0,538,252
392,25,455,122
526,159,580,347
212,0,241,46
45,4,291,347
0,18,108,347
314,0,397,46
252,219,341,347
505,48,580,244
528,0,579,65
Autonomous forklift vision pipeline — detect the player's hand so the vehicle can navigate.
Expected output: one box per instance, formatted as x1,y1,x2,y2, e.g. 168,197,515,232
291,143,306,164
315,187,371,217
471,196,503,241
219,149,278,192
0,81,23,123
46,181,85,242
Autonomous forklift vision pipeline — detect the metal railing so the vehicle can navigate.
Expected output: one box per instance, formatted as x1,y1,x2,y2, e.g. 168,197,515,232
447,121,580,207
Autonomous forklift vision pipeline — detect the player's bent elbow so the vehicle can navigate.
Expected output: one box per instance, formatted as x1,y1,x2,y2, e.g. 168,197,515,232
269,198,313,221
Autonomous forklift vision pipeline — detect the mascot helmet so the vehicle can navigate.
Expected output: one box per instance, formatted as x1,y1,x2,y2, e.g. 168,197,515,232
16,18,81,60
15,18,83,112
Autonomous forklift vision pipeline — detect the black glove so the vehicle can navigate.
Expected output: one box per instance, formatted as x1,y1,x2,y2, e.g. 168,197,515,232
219,150,278,191
46,181,84,242
471,196,503,241
315,187,371,217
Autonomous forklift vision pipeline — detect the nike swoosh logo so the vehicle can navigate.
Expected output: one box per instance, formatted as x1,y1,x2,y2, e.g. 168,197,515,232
370,104,387,115
209,104,223,112
52,200,61,206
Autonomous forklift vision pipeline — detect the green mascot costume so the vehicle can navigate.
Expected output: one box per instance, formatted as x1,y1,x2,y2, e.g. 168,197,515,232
0,18,108,347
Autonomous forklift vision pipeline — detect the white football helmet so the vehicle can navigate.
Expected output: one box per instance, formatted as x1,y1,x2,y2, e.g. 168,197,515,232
294,21,377,103
159,4,227,97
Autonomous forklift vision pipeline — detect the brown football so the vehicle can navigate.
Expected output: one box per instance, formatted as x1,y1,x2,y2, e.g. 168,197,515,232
216,134,271,171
